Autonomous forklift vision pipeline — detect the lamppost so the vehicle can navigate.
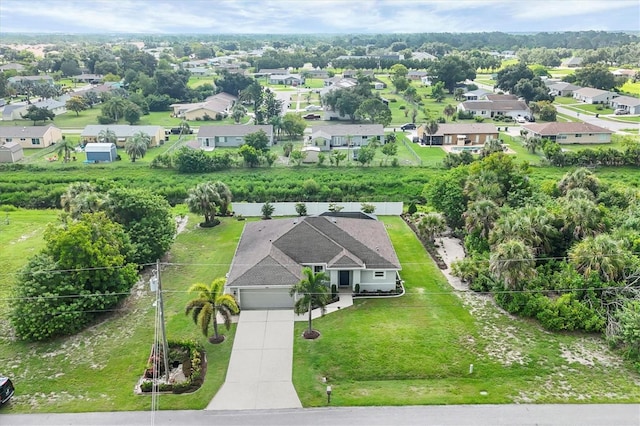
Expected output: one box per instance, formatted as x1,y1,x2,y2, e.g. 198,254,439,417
326,385,332,404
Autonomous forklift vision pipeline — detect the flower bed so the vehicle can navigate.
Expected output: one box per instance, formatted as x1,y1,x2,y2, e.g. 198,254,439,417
137,339,206,395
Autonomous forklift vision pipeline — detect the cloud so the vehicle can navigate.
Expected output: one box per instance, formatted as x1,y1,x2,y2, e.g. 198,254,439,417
0,0,638,33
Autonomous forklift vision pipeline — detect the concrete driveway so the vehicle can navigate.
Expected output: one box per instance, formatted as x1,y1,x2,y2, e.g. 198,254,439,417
206,310,302,410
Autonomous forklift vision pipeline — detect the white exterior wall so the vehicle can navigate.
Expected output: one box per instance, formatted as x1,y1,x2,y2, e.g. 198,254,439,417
358,270,396,291
231,202,403,217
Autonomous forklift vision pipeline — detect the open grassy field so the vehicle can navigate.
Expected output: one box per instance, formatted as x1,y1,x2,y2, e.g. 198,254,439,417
292,216,640,406
0,212,244,413
620,80,640,96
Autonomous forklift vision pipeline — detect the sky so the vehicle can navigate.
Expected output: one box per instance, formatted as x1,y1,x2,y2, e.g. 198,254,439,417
0,0,639,34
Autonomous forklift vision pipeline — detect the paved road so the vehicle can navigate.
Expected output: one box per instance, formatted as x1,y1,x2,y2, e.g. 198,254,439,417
2,404,639,426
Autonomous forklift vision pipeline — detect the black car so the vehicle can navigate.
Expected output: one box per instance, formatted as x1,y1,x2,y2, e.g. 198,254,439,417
0,377,14,405
400,123,416,131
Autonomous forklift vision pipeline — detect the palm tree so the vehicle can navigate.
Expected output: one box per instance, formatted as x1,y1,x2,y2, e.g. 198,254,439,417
231,105,247,124
213,181,232,216
424,120,439,146
55,136,76,163
417,212,446,243
443,104,456,120
561,197,604,240
289,267,330,339
124,131,150,162
558,167,600,197
186,182,222,226
103,96,127,122
489,239,536,290
569,234,628,282
464,170,502,203
523,136,542,154
464,199,499,239
185,278,239,343
97,129,117,145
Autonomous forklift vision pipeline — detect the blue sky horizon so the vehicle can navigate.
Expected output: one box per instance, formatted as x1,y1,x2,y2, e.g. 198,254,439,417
1,0,639,34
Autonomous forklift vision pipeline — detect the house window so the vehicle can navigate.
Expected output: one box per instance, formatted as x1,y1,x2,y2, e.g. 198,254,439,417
5,138,11,142
575,134,582,138
373,271,385,279
31,138,40,145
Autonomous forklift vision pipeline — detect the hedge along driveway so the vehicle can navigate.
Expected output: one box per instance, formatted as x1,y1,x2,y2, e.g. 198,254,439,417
292,216,640,406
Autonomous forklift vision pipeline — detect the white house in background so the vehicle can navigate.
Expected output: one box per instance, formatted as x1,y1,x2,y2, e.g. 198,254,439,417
420,75,435,86
572,87,618,104
548,82,582,97
562,57,583,68
521,122,612,144
196,124,274,149
225,216,401,310
462,89,491,101
609,96,640,115
309,124,384,152
268,74,305,86
171,92,237,121
458,95,530,120
81,125,165,147
2,99,67,120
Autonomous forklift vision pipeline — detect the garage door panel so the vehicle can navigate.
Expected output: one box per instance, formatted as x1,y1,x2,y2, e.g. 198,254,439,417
241,288,294,310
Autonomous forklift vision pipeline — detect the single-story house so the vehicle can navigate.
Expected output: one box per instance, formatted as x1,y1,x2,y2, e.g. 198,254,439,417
188,67,213,76
171,92,237,121
305,69,329,79
257,68,288,76
373,82,385,90
609,96,640,115
7,75,54,86
319,77,357,98
2,98,66,121
548,82,582,97
411,52,437,61
197,124,274,149
268,74,305,86
611,69,636,78
72,74,104,84
420,76,435,86
458,98,530,120
80,125,165,147
416,123,499,146
572,87,618,104
0,124,62,148
0,141,24,163
85,142,117,163
309,124,384,152
408,70,429,80
225,216,401,309
462,89,491,101
0,63,25,72
521,122,612,144
343,70,375,79
562,57,583,68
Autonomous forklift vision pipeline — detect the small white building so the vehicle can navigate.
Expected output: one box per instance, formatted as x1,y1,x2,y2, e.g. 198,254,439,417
0,142,24,163
572,88,618,104
85,142,117,163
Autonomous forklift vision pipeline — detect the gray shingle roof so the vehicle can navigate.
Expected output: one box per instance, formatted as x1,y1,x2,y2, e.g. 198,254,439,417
310,124,384,137
0,124,57,138
522,122,612,135
197,124,273,138
227,216,400,288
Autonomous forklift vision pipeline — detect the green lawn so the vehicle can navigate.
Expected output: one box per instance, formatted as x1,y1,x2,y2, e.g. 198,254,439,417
612,116,640,123
563,104,615,115
0,213,243,413
620,80,640,96
500,133,544,165
553,96,578,105
292,216,640,406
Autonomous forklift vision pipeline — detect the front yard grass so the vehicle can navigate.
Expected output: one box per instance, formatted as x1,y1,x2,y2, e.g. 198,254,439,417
0,212,242,413
292,216,640,406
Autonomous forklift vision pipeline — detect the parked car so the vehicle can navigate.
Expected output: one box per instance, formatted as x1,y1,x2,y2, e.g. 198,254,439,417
305,105,322,111
614,109,630,115
400,123,416,131
0,377,14,405
303,113,321,120
516,116,527,123
170,127,193,135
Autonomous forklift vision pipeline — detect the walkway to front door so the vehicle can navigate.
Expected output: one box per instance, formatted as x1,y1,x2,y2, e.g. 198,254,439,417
206,310,302,410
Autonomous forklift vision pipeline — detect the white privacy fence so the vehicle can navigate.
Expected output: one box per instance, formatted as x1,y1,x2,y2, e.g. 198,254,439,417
231,202,403,217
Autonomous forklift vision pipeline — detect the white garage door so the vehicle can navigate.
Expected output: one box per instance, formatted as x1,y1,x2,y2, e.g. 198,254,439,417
240,288,295,310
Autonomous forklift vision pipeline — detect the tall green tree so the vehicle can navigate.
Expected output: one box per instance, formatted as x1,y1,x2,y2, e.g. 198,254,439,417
489,239,536,291
65,96,87,116
55,136,76,163
10,212,137,341
185,278,239,343
124,131,150,162
21,105,55,125
98,128,117,144
430,55,476,93
569,234,629,282
186,181,222,226
289,267,330,338
424,120,439,146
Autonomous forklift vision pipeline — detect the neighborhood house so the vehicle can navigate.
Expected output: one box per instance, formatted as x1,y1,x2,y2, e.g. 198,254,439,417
416,123,499,146
0,125,62,148
310,124,385,152
80,125,165,147
457,94,530,120
521,122,613,144
196,124,274,149
572,87,618,104
225,216,401,310
171,92,237,121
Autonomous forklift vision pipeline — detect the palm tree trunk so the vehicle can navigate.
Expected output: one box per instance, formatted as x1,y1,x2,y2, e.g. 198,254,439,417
307,299,313,334
213,313,220,339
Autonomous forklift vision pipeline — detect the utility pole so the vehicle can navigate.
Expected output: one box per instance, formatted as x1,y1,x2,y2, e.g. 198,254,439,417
156,259,170,381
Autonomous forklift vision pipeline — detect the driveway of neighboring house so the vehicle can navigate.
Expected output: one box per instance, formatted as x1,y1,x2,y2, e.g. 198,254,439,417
206,310,302,410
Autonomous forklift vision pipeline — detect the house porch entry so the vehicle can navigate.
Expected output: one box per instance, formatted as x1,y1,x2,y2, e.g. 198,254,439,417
339,270,350,287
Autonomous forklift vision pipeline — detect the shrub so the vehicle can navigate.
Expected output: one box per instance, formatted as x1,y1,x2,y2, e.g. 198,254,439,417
97,115,115,124
407,202,417,215
474,116,485,123
399,105,406,110
261,201,274,219
355,283,360,293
